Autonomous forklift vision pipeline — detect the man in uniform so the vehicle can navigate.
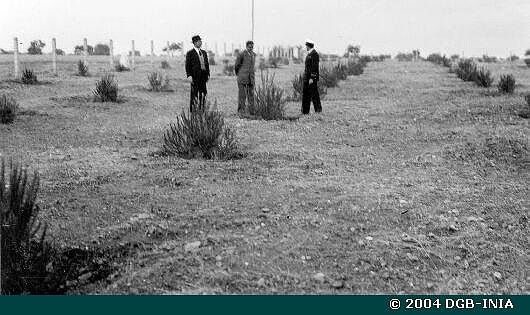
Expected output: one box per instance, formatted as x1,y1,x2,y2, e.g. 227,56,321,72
302,39,322,114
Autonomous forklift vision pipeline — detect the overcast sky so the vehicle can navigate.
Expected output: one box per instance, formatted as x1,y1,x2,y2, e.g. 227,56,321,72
1,0,528,57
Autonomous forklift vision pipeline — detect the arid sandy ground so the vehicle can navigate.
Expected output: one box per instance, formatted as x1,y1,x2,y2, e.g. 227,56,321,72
0,54,528,293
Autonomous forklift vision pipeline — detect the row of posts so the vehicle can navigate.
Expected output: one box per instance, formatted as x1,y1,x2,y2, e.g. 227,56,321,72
11,37,299,78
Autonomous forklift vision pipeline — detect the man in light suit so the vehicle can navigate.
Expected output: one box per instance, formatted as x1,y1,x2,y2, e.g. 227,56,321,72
185,35,210,112
234,41,256,113
302,39,322,114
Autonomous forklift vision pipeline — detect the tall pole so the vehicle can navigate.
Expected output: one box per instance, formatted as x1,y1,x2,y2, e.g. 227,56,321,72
52,38,57,76
252,0,255,41
13,37,19,78
131,40,135,70
109,39,114,67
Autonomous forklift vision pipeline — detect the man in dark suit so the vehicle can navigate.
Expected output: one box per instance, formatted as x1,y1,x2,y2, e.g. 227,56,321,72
302,39,322,114
185,35,210,112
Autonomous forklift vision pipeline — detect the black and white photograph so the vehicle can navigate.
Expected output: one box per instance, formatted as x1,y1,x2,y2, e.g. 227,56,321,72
0,0,529,295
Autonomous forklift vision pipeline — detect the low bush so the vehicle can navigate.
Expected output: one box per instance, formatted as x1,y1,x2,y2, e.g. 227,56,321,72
526,94,530,107
427,53,443,64
147,72,170,92
1,94,18,124
114,62,130,72
290,73,327,101
524,59,530,67
507,55,519,62
395,52,414,62
222,62,235,76
482,55,498,63
497,74,516,94
474,67,494,88
77,60,88,76
162,100,240,159
21,69,38,84
93,74,118,102
335,63,348,80
1,159,53,294
320,66,339,88
346,60,364,76
247,71,286,120
455,59,477,82
161,60,171,69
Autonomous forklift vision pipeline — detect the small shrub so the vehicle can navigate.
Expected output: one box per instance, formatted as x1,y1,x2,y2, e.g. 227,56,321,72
346,60,364,76
451,54,460,60
507,55,519,62
163,99,240,159
161,60,171,69
455,59,477,82
524,59,530,67
526,94,530,107
442,56,452,67
427,53,443,64
290,73,327,101
114,62,130,72
474,67,494,87
395,52,414,62
147,72,170,92
1,159,52,294
77,60,88,76
222,61,235,76
21,69,38,85
497,74,515,94
320,66,339,88
268,57,280,69
335,63,348,80
1,94,18,124
482,55,497,63
93,74,118,102
248,71,286,120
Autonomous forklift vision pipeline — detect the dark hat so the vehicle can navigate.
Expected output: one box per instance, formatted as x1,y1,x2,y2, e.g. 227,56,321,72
192,35,202,43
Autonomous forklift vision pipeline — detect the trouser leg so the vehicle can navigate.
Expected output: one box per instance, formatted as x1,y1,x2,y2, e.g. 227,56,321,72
238,82,246,112
312,81,322,112
301,82,310,114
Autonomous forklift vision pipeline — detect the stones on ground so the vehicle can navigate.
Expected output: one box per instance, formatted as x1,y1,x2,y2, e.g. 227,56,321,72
257,278,266,287
261,207,270,213
184,241,201,252
332,280,344,289
78,272,93,283
493,272,502,281
312,272,326,283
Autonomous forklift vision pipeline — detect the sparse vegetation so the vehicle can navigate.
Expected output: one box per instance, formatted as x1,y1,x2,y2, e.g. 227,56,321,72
290,73,327,101
114,62,130,72
395,52,414,62
474,67,494,87
21,68,38,84
320,65,339,88
246,71,286,120
345,59,365,76
1,94,18,124
162,99,240,159
147,72,171,92
222,60,235,76
77,60,88,77
93,74,118,102
161,60,171,69
497,74,516,94
1,159,52,294
455,59,477,82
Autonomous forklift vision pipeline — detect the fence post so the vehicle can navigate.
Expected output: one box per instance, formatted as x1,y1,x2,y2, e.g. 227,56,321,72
109,39,114,67
151,40,155,65
83,38,88,64
13,37,20,78
51,38,57,75
131,40,135,70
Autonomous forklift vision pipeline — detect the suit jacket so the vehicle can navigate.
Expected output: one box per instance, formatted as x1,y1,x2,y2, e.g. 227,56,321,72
234,50,256,85
304,50,320,82
185,48,210,81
